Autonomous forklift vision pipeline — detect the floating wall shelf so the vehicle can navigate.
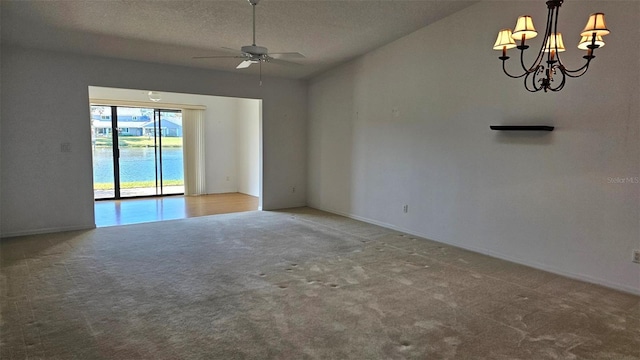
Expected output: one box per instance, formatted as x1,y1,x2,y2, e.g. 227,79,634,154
490,125,554,131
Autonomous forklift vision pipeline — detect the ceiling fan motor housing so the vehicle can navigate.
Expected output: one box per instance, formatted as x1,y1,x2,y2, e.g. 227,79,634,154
241,45,268,55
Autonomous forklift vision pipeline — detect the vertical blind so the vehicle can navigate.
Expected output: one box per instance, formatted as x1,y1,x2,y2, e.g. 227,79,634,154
182,109,206,195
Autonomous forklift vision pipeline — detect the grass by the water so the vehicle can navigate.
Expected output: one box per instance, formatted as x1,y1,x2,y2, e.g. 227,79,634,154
94,180,184,190
94,136,183,148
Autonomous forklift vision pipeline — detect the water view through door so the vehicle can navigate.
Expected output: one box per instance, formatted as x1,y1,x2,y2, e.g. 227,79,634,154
91,105,184,199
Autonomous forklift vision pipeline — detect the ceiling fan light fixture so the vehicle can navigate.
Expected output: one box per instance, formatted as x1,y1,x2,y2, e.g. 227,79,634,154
148,91,161,102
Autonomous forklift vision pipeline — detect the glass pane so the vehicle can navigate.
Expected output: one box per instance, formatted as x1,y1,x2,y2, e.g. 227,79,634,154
91,105,115,199
159,111,184,195
116,107,159,197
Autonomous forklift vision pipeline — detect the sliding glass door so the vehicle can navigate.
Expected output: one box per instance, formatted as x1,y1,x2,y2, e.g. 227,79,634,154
91,105,184,199
155,109,184,195
92,105,117,199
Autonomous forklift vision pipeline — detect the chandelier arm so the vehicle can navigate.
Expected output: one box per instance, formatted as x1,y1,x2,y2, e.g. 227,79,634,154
518,47,529,73
517,49,536,76
523,72,536,92
557,77,566,91
534,66,546,92
530,6,555,72
502,59,528,78
553,4,560,52
552,6,560,63
563,62,591,77
525,66,544,92
538,5,564,92
519,7,551,75
563,32,597,76
544,7,556,53
562,54,593,77
549,77,566,92
518,6,554,74
548,65,566,91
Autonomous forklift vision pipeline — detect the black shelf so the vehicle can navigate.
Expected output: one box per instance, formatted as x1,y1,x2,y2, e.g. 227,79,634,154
490,125,554,131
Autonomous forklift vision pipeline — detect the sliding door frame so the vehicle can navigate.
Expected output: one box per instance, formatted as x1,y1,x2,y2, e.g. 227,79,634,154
110,106,122,198
94,105,184,201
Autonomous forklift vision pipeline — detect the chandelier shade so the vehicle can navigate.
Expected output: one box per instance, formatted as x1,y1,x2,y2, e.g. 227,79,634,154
512,16,538,41
543,33,566,52
581,13,609,37
493,0,610,93
578,35,605,50
493,29,517,50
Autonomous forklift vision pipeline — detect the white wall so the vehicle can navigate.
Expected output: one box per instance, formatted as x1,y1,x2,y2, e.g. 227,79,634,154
308,1,640,294
201,96,238,194
199,95,261,195
236,100,261,197
0,46,306,236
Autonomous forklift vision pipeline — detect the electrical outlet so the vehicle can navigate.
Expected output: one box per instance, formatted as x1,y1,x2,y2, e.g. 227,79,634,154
60,142,71,152
633,249,640,264
403,205,409,213
292,186,296,193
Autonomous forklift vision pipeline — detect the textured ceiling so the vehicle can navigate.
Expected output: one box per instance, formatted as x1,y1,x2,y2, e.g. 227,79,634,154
1,0,477,79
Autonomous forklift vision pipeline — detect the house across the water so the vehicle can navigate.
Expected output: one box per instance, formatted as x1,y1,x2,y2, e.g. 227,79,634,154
91,113,182,137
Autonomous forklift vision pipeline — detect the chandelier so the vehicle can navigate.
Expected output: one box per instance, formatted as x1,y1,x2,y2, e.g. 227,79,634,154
493,0,609,92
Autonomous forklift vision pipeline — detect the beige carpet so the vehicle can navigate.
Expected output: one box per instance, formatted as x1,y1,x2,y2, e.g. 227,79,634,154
1,208,639,359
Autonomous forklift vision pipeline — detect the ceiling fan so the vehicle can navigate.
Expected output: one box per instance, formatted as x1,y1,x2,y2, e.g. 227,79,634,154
193,0,305,72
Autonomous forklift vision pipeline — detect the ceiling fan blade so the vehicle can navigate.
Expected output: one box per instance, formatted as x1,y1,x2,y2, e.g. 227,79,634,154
267,58,302,67
269,52,305,59
192,55,244,59
236,60,254,69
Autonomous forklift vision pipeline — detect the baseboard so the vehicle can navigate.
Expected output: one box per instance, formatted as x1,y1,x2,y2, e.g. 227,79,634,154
1,224,96,239
237,190,260,198
263,203,308,211
309,205,640,296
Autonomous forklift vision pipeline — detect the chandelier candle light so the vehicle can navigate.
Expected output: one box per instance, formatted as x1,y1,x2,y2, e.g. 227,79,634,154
493,0,609,92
